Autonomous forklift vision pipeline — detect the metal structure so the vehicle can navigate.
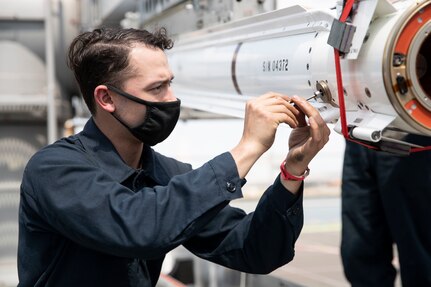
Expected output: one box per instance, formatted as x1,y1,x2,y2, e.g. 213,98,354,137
168,0,431,148
0,1,78,285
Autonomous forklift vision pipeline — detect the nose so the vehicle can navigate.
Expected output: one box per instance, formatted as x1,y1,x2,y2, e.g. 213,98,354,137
164,86,177,102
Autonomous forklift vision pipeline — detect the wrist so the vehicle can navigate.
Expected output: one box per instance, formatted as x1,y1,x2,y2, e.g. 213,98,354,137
280,160,310,181
230,140,264,179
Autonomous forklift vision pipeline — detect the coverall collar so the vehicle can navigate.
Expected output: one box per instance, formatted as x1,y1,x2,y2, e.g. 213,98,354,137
78,117,139,182
77,117,168,186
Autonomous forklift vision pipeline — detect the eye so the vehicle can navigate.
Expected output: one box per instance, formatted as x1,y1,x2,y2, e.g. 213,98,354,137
152,80,173,93
153,85,163,92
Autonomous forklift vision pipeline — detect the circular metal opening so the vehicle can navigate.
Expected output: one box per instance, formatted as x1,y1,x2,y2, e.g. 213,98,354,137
416,33,431,98
408,21,431,112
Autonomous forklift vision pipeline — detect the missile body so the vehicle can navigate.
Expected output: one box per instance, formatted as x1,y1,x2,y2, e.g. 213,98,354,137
168,0,431,142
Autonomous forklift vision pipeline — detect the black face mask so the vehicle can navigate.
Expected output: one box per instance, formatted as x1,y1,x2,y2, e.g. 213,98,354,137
107,85,181,146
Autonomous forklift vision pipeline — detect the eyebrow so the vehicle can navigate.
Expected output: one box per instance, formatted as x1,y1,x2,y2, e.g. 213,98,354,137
146,75,175,89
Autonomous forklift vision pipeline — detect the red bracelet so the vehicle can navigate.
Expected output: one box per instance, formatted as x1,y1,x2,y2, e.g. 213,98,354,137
280,161,310,181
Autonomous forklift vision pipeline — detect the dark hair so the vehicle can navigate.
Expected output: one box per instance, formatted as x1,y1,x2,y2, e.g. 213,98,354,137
67,27,174,114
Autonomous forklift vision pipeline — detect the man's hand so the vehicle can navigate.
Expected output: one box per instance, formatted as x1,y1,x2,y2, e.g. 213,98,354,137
281,96,331,193
230,92,301,179
242,92,300,154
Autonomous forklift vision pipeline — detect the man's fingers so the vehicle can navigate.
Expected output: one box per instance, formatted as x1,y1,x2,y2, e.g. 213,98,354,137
308,117,322,144
250,93,302,127
308,117,330,150
290,95,328,127
290,95,320,118
287,95,330,151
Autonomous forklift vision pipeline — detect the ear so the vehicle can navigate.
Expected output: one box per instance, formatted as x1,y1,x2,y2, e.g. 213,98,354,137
94,85,115,113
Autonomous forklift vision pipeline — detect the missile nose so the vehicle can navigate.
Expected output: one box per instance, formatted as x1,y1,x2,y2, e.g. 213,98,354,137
385,1,431,134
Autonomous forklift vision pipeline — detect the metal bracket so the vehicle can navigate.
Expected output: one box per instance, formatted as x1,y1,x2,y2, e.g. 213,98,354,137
327,19,357,53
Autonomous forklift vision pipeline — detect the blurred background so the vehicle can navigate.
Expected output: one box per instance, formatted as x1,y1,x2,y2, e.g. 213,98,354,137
0,0,349,286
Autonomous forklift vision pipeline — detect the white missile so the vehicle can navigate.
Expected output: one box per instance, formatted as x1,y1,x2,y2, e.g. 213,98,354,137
168,0,431,148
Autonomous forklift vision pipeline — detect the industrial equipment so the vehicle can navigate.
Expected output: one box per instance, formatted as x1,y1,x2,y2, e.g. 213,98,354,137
168,0,431,152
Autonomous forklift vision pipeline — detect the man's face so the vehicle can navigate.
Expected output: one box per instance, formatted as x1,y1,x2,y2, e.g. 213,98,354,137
113,45,176,127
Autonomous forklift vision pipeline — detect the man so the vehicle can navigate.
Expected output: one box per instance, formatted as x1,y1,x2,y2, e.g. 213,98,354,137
341,135,431,286
18,27,330,286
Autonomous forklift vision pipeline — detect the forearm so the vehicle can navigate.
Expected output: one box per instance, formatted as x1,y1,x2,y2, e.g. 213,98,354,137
229,140,265,179
185,176,304,273
230,139,305,194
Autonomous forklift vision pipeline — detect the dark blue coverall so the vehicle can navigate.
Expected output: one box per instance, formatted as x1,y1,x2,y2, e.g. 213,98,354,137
341,135,431,287
18,118,304,287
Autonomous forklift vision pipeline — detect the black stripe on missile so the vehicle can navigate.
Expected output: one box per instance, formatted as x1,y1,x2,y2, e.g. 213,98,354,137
231,42,243,95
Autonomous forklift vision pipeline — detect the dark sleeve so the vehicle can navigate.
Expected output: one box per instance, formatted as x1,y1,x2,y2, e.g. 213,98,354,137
183,175,304,274
21,144,244,259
